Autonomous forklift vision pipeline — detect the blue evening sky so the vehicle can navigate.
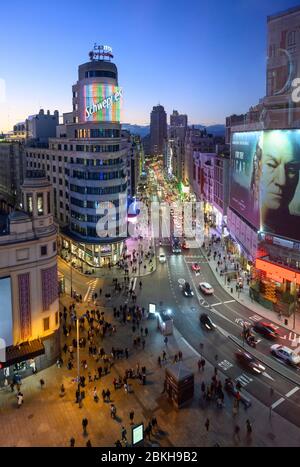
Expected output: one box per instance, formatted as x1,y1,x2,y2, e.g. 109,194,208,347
1,0,300,131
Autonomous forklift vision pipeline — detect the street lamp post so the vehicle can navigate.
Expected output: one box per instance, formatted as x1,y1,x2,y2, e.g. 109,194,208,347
293,276,297,330
76,317,80,384
70,262,73,298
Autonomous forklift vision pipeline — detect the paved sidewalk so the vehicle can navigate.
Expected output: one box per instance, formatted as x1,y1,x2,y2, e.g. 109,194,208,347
203,236,300,334
0,293,300,447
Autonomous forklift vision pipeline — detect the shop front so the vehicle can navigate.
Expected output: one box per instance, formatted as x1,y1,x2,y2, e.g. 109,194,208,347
59,232,124,271
251,258,300,316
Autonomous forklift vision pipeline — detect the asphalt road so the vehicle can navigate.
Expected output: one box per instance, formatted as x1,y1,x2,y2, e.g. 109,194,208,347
140,240,300,429
58,160,300,430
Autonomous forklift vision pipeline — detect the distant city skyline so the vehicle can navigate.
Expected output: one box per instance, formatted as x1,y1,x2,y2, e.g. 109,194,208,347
1,0,300,132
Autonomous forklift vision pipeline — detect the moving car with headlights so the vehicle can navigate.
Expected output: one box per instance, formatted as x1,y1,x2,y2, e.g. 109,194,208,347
199,282,214,295
200,313,216,330
235,349,266,374
159,253,166,264
253,321,279,340
191,263,201,272
182,282,194,297
270,345,300,366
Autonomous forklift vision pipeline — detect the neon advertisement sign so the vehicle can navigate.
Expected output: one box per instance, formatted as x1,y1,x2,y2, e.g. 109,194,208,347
84,84,122,122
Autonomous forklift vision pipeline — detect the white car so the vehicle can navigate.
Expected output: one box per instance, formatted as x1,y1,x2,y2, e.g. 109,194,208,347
199,282,214,295
270,345,300,366
159,253,166,264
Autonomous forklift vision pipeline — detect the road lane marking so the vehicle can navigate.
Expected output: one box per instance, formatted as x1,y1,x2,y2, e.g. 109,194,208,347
262,371,274,381
84,285,91,302
218,360,233,371
285,386,300,398
236,374,253,387
180,337,200,357
271,386,300,410
211,302,222,307
271,397,285,409
223,300,235,304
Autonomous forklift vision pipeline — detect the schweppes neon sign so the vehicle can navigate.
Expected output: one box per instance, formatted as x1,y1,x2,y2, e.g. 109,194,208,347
85,88,123,119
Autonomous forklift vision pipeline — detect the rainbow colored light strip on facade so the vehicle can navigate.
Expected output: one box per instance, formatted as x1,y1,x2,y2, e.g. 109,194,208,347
83,84,122,122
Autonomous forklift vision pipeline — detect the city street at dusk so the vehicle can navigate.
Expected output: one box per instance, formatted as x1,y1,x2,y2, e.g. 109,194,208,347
1,0,300,458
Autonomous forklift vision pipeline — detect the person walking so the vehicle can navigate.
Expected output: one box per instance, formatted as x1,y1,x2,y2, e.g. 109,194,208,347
70,437,75,447
82,418,88,436
158,356,162,368
111,404,117,419
197,359,201,372
234,425,240,442
17,391,23,408
60,384,65,397
40,378,45,389
246,419,252,435
201,358,206,371
93,387,98,402
204,418,210,432
121,426,127,442
129,410,135,425
106,388,111,402
86,440,92,447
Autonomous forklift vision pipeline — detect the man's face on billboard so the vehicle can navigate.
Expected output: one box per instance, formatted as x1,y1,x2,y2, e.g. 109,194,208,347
260,132,300,212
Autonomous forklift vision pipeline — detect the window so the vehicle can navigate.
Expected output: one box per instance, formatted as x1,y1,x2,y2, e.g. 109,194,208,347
55,312,59,326
41,245,47,256
53,241,56,252
26,194,33,213
47,191,51,214
58,156,62,162
53,177,56,183
288,31,296,46
37,193,44,216
43,317,50,332
59,190,63,197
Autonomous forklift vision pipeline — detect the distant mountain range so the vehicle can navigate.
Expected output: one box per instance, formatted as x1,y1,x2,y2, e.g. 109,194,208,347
122,123,225,137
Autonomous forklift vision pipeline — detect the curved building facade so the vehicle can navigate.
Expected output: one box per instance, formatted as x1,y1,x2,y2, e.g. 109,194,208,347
0,171,59,382
26,48,129,268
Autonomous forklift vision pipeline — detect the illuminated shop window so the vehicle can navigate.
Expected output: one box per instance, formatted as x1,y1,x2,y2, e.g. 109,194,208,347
43,317,50,332
37,193,44,216
26,194,33,213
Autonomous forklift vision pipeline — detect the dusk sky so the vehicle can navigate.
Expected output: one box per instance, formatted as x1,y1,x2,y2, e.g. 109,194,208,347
1,0,300,132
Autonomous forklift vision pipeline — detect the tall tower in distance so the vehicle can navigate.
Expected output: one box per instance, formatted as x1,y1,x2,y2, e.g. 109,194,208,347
150,105,167,156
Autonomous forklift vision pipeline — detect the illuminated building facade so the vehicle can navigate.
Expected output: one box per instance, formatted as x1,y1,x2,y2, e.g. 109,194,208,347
26,46,129,269
0,171,59,382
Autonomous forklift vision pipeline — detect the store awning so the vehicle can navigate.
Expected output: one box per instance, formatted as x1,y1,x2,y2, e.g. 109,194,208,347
0,339,45,368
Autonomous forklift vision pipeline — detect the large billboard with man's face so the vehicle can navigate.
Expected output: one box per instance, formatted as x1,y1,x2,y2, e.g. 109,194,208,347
230,130,300,241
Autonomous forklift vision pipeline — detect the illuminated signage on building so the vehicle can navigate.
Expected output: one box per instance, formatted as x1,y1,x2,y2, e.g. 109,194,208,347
84,85,122,121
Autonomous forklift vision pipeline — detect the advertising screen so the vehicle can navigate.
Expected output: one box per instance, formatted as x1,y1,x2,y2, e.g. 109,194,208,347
0,276,13,347
132,423,144,445
82,84,122,122
230,130,300,241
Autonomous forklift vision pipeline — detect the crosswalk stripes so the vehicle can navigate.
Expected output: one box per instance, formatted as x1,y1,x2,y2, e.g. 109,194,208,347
235,374,253,387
